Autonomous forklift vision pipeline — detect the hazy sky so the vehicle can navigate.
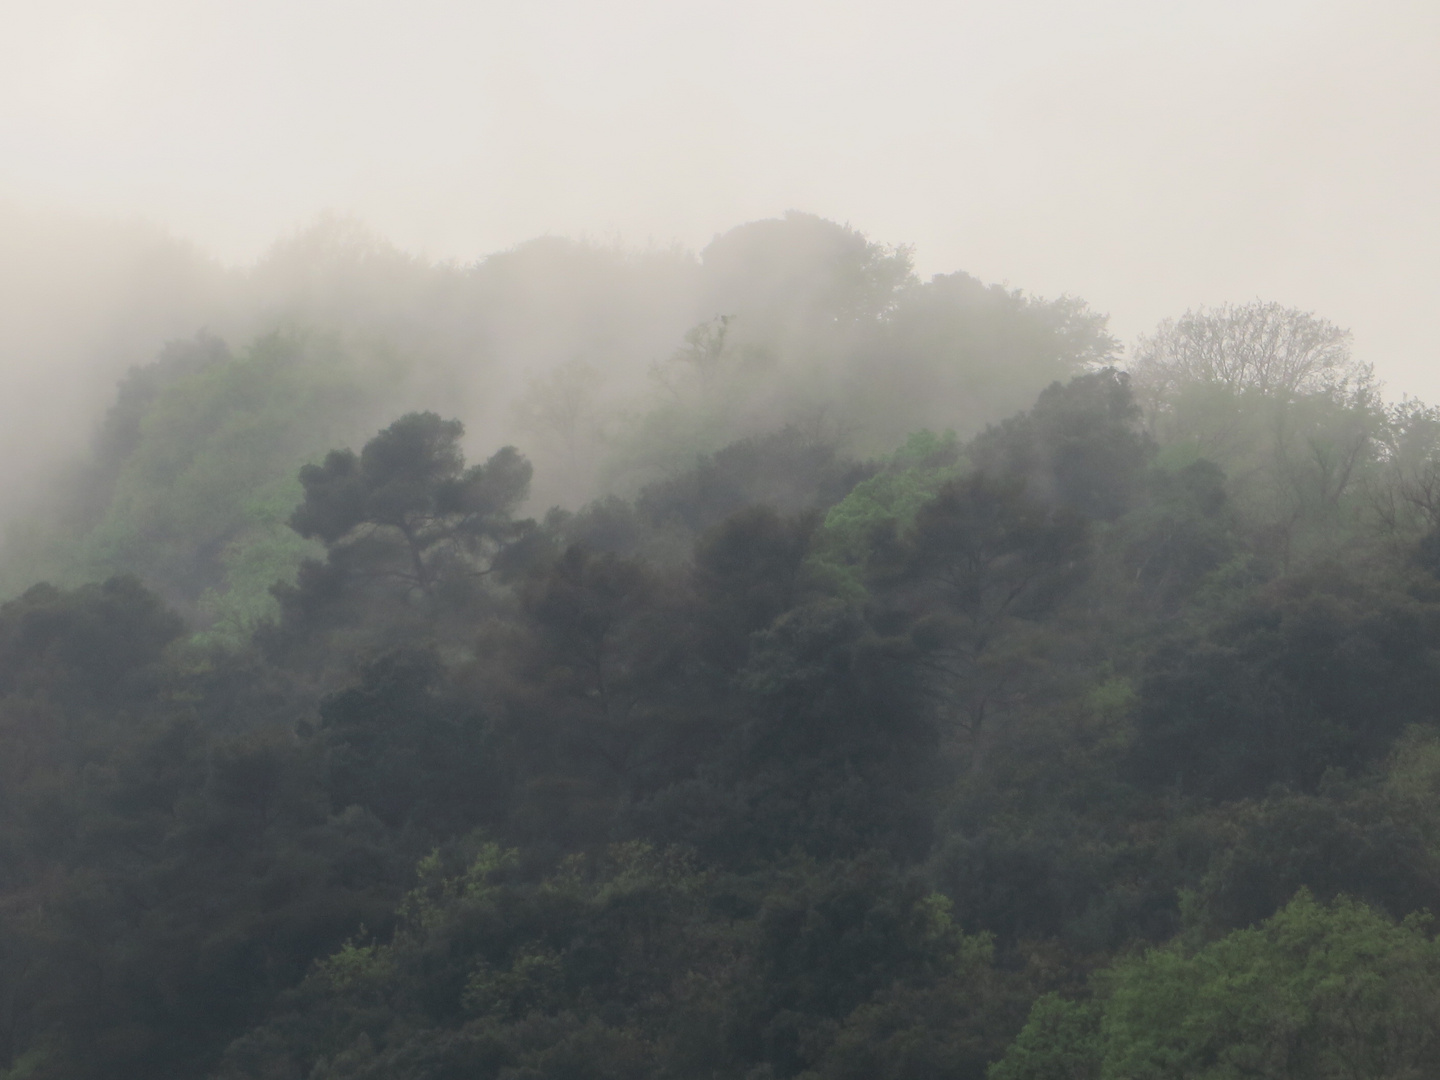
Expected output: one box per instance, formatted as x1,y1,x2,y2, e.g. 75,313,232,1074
3,0,1437,394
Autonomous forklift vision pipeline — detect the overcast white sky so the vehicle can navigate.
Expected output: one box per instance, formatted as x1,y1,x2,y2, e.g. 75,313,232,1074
2,0,1437,394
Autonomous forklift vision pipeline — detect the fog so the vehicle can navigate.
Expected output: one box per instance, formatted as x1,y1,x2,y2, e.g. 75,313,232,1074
4,1,1436,367
0,0,1436,600
7,6,1440,1072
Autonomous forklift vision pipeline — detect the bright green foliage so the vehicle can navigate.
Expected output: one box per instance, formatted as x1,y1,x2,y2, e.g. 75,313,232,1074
195,482,323,645
6,331,393,640
809,429,965,594
988,995,1101,1080
993,892,1440,1080
88,333,375,582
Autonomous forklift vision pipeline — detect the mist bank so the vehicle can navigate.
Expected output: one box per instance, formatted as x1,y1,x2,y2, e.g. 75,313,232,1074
0,208,1112,627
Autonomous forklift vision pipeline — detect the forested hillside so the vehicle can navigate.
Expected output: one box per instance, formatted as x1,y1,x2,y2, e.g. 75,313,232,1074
1,214,1438,1079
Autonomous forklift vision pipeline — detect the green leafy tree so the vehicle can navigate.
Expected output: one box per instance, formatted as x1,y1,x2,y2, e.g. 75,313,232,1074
1129,566,1440,799
994,891,1440,1080
878,472,1089,740
968,370,1151,522
47,332,386,632
319,649,500,832
290,412,533,600
808,429,964,597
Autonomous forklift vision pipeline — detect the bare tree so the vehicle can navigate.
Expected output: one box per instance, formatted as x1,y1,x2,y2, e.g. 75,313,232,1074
1130,301,1369,410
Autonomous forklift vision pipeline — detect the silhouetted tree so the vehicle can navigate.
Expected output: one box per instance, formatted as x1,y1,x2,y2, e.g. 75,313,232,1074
291,412,533,598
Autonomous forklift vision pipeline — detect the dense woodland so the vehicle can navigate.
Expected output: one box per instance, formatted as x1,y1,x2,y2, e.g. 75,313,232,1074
1,213,1439,1079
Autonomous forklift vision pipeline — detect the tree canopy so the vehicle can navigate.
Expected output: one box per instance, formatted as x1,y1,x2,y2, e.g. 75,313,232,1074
0,218,1437,1080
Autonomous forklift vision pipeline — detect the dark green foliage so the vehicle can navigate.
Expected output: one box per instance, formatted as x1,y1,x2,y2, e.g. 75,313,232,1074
216,845,1022,1080
1187,788,1439,932
932,813,1170,951
6,235,1440,1080
862,471,1090,743
692,505,819,670
1130,568,1440,799
967,370,1150,521
0,577,421,1080
1118,459,1235,609
726,598,940,861
291,412,532,597
321,650,501,832
0,575,183,713
891,472,1090,623
635,426,870,538
264,414,536,684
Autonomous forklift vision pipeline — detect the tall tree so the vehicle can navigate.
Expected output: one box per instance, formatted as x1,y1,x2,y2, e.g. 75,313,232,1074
290,412,533,599
1130,301,1365,407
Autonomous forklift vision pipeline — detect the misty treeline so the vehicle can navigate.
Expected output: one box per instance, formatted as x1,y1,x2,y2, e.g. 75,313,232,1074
0,212,1439,1079
1,210,1109,637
